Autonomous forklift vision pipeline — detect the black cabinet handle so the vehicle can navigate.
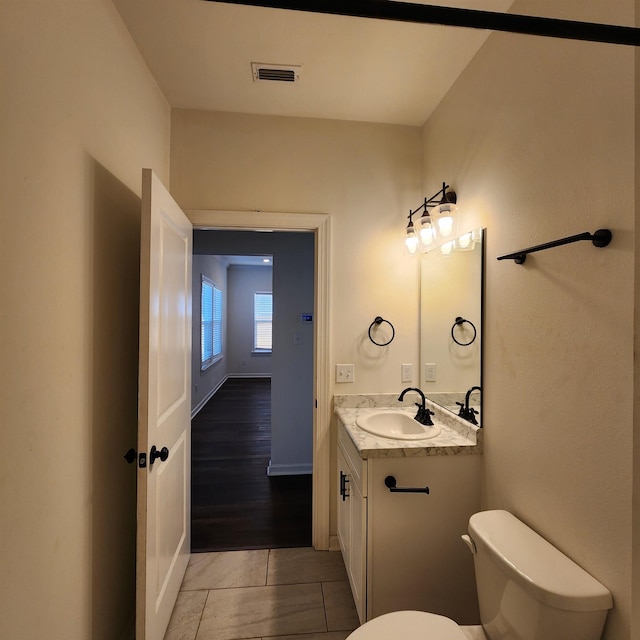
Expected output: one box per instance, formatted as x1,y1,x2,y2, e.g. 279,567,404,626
340,470,350,501
150,445,169,464
385,475,430,494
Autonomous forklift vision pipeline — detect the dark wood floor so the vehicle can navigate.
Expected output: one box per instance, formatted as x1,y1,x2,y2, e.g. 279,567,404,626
191,377,313,552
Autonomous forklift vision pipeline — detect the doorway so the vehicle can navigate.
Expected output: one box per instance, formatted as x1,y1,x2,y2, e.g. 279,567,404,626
191,234,314,551
187,209,332,551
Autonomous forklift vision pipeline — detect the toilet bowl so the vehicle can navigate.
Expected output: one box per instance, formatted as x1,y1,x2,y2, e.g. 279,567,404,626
346,610,484,640
346,510,612,640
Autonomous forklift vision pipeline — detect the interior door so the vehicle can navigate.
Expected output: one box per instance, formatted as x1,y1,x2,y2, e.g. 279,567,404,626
137,168,192,640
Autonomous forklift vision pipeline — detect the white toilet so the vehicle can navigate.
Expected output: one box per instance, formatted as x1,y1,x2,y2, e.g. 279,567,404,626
347,510,613,640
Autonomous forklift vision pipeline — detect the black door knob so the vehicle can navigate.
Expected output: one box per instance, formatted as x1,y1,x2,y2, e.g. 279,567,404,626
124,448,137,464
150,445,169,464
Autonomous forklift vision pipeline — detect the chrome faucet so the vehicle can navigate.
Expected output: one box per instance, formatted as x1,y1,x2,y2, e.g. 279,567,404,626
457,386,481,425
398,387,434,426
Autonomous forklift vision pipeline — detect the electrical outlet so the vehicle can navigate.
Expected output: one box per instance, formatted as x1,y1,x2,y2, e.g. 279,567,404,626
401,363,413,383
425,363,437,382
336,364,355,383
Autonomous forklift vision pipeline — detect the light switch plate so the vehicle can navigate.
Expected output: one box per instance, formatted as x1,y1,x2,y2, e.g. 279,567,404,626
336,364,355,383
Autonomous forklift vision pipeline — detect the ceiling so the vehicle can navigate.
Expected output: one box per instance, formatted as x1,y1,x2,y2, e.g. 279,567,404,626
112,0,514,126
220,254,273,266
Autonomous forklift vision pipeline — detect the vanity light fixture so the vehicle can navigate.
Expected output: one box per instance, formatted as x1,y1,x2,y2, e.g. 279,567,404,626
404,182,458,253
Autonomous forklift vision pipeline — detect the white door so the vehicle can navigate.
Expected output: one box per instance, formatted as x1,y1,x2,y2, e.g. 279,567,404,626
137,169,192,640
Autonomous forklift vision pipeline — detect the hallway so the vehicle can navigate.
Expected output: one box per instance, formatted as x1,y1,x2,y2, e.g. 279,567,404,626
191,378,313,551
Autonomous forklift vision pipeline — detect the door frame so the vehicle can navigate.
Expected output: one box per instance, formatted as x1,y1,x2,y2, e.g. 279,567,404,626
187,209,331,550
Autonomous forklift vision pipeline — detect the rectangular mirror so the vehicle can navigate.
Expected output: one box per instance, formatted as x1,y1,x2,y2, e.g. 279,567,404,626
419,228,484,426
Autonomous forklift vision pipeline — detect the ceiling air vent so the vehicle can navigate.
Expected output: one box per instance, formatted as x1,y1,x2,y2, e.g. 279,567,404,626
251,63,301,83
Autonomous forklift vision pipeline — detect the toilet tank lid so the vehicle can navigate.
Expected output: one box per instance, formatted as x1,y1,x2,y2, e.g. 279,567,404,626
469,510,612,612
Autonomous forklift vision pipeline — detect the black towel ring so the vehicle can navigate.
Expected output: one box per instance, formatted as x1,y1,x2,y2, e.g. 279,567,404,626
368,316,395,346
451,316,477,346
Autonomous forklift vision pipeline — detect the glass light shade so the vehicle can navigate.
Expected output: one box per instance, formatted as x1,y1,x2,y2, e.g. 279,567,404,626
418,213,435,247
457,232,471,248
433,202,458,238
456,232,473,250
440,240,454,256
405,225,419,254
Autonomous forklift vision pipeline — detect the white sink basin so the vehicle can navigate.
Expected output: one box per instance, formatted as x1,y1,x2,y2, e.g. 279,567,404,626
356,411,441,440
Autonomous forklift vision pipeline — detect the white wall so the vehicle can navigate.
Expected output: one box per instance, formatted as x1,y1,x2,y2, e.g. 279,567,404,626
192,254,229,413
227,265,273,376
421,1,635,638
0,1,170,639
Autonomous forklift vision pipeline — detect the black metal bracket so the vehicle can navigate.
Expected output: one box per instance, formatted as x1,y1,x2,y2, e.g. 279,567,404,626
408,183,457,223
384,475,430,494
497,229,612,265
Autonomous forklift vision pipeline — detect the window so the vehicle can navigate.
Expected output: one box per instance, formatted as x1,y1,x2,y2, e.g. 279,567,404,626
201,276,222,369
254,292,273,352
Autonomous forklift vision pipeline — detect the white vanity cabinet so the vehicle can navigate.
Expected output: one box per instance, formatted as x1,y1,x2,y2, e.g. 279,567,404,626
337,425,367,623
337,419,481,625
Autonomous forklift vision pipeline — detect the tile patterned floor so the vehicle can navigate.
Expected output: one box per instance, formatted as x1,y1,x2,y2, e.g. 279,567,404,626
164,548,359,640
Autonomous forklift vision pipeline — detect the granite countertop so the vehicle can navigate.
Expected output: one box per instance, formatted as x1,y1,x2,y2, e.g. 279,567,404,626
334,393,483,459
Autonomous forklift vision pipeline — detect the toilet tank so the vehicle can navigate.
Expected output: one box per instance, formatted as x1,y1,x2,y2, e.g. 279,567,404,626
468,510,613,640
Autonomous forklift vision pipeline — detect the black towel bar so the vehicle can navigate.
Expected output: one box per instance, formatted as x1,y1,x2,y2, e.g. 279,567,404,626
497,229,612,264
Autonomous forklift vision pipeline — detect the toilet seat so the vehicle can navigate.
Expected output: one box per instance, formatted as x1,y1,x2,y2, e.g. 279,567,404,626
346,611,469,640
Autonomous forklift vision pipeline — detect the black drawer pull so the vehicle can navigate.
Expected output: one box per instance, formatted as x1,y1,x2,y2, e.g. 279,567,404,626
340,470,350,500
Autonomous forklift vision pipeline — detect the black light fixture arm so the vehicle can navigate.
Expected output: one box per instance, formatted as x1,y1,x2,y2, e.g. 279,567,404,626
408,182,457,223
497,229,612,264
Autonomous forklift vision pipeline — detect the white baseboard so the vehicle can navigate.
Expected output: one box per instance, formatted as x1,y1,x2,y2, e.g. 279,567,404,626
266,460,313,476
329,535,341,552
226,373,272,379
191,376,227,418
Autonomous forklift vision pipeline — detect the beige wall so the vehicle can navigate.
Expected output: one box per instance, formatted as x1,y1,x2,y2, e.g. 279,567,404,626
0,1,170,639
635,5,640,640
171,109,424,395
421,1,635,638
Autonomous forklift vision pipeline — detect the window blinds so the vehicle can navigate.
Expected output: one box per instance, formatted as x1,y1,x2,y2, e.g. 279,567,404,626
202,277,222,368
254,292,273,351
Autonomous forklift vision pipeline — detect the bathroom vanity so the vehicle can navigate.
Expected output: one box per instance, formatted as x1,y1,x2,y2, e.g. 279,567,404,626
335,394,482,625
